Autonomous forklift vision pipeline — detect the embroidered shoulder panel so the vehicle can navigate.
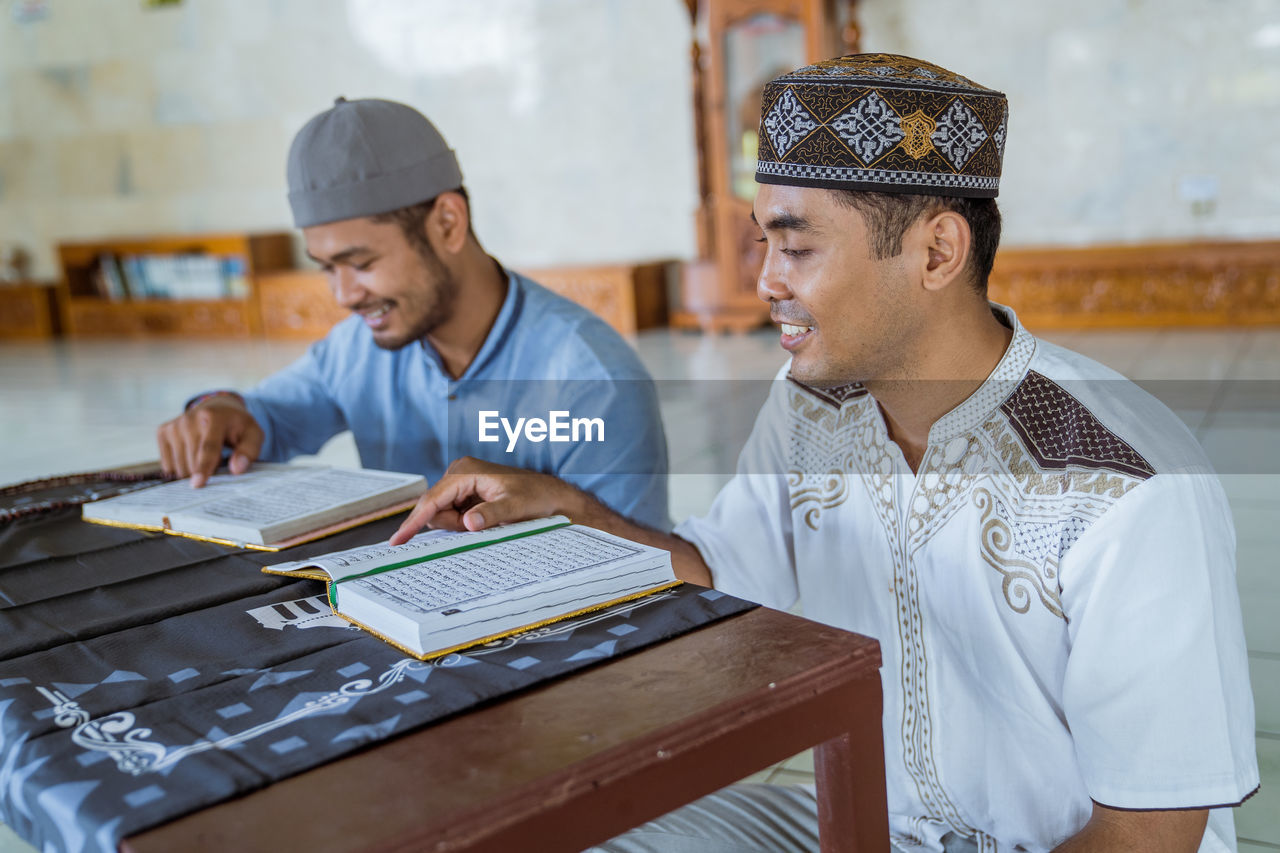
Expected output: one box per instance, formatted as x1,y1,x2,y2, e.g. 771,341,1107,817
998,371,1156,480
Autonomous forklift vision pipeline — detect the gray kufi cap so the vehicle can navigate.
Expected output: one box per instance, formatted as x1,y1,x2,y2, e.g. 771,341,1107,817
286,96,464,227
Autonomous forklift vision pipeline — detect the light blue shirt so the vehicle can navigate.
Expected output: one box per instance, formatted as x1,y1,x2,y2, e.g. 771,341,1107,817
241,269,669,530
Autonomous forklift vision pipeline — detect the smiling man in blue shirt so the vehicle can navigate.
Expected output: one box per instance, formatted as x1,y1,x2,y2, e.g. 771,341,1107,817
155,97,669,530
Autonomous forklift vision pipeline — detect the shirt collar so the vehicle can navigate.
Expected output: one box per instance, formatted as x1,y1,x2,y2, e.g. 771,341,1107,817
926,303,1037,446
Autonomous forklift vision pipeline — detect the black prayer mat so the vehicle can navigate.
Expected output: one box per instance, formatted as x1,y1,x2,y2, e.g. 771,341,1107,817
0,482,754,853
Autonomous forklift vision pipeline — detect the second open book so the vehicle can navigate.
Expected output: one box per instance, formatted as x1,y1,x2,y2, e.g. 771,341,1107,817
263,516,679,660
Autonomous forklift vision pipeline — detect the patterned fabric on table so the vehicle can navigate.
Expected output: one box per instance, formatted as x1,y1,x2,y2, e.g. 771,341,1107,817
0,505,752,853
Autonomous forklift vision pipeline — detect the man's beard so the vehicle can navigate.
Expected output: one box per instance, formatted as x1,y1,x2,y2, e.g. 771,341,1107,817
375,249,460,351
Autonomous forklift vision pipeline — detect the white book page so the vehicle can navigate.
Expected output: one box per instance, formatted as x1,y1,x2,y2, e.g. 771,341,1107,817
342,526,648,617
81,464,299,524
265,516,571,582
168,468,422,538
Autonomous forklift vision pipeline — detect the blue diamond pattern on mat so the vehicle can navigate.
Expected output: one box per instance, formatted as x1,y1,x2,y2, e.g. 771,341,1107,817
216,702,252,719
75,750,111,768
566,640,617,662
205,726,239,745
36,780,99,853
123,785,164,808
699,590,725,601
269,736,307,755
102,670,146,684
333,715,402,744
402,664,432,684
507,656,541,670
249,669,313,691
92,816,125,853
0,677,30,687
221,668,258,676
394,690,429,705
608,624,639,636
167,667,199,683
50,676,96,696
338,662,370,678
51,682,96,699
9,753,52,822
278,691,343,718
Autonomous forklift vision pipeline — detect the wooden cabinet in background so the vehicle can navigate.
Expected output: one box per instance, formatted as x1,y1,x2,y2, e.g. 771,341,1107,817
56,233,293,338
256,270,347,339
253,263,670,341
989,240,1280,329
0,283,60,339
524,263,669,336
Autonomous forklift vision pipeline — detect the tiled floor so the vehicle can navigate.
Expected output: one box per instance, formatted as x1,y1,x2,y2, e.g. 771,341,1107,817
0,325,1277,850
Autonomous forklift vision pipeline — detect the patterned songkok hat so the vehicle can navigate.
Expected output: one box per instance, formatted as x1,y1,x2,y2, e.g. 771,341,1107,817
756,54,1008,198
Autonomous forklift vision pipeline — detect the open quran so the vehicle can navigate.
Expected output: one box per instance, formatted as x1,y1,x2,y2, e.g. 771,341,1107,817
80,463,426,550
262,516,680,660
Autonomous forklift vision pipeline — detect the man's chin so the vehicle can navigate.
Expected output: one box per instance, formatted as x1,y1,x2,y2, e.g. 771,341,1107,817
370,329,415,351
787,358,855,389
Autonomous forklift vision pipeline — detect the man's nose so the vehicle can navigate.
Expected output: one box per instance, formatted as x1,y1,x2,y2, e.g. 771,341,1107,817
756,251,791,304
330,268,364,309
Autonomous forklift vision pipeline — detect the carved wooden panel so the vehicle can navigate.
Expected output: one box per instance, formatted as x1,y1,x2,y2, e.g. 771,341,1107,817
525,263,669,337
255,271,346,339
989,240,1280,328
0,285,59,339
63,299,255,337
253,265,668,340
173,301,255,337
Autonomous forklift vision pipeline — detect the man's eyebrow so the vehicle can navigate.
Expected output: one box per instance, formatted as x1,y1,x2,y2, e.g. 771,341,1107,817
306,246,374,265
752,210,819,234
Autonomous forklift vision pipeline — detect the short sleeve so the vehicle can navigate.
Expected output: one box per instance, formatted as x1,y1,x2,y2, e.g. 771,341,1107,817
555,376,671,532
676,372,798,610
1059,469,1258,809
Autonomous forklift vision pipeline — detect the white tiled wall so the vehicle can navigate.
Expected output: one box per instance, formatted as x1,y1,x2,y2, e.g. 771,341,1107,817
859,0,1280,247
4,1,1280,284
0,0,700,279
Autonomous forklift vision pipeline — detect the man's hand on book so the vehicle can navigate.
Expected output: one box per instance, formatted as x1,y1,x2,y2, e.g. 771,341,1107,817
391,457,585,545
157,395,264,488
395,458,716,587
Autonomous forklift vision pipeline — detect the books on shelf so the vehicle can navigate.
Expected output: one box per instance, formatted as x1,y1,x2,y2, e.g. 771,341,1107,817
81,463,426,550
264,516,680,660
92,252,250,301
97,253,129,300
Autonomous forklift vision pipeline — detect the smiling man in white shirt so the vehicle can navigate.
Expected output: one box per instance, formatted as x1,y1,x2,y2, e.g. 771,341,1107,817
391,54,1258,853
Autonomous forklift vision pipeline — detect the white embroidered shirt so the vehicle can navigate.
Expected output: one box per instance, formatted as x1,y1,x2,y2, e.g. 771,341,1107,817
677,308,1258,853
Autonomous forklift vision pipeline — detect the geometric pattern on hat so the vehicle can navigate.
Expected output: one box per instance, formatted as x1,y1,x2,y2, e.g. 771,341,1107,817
762,89,819,157
756,53,1009,198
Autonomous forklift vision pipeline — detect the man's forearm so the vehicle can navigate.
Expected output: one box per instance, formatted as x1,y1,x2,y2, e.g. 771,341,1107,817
567,490,714,587
1052,803,1207,853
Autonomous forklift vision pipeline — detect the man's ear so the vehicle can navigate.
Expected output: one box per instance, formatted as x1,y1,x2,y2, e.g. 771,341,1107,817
919,209,970,293
427,191,470,256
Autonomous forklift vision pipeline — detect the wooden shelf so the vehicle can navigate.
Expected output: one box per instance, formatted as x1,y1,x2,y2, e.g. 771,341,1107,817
255,270,347,339
254,262,670,340
523,262,669,336
0,283,60,339
989,239,1280,329
56,232,293,338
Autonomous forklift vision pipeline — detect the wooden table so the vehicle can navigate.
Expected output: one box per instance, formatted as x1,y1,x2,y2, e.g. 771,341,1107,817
121,606,887,853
